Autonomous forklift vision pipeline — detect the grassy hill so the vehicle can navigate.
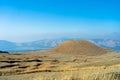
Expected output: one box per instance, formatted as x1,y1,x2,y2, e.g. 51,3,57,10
49,40,112,55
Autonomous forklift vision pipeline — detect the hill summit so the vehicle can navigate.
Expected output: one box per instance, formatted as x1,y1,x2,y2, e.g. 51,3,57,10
49,40,111,55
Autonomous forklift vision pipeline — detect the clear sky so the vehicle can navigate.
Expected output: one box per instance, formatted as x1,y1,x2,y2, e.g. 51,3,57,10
0,0,120,42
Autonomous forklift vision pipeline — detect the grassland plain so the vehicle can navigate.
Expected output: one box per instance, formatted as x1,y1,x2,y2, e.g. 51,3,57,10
0,40,120,80
0,51,120,80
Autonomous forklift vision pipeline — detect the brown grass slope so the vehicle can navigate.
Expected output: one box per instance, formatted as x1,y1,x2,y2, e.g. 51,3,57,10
49,40,111,55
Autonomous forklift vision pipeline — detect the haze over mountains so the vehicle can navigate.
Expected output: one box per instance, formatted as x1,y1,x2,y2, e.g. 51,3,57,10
0,38,120,52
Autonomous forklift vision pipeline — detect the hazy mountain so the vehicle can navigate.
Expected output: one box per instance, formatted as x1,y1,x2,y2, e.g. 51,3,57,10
88,39,120,52
0,39,65,52
0,40,16,52
0,39,120,52
14,39,65,52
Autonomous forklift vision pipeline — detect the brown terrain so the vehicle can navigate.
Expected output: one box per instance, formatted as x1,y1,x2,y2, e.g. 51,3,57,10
0,40,120,80
49,40,111,55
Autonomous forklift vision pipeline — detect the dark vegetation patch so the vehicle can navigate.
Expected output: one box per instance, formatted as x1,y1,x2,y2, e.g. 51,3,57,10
35,63,42,66
0,50,9,53
0,64,19,68
23,59,42,62
0,59,42,63
18,66,29,68
0,60,22,63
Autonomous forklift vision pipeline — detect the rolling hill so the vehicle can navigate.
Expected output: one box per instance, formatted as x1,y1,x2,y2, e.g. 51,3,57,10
49,40,111,55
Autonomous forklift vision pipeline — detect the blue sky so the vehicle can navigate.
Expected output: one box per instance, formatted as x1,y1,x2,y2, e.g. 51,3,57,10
0,0,120,42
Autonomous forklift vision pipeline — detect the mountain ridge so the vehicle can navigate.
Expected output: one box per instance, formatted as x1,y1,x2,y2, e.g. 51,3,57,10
0,39,119,52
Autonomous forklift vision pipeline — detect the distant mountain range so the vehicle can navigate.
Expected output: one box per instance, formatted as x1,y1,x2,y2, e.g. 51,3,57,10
0,39,120,52
88,39,120,52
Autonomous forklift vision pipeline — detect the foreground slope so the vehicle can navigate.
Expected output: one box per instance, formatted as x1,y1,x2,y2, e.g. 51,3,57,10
0,51,120,80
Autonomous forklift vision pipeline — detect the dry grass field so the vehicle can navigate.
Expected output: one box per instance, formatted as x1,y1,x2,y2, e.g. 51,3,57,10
0,40,120,80
0,51,120,80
